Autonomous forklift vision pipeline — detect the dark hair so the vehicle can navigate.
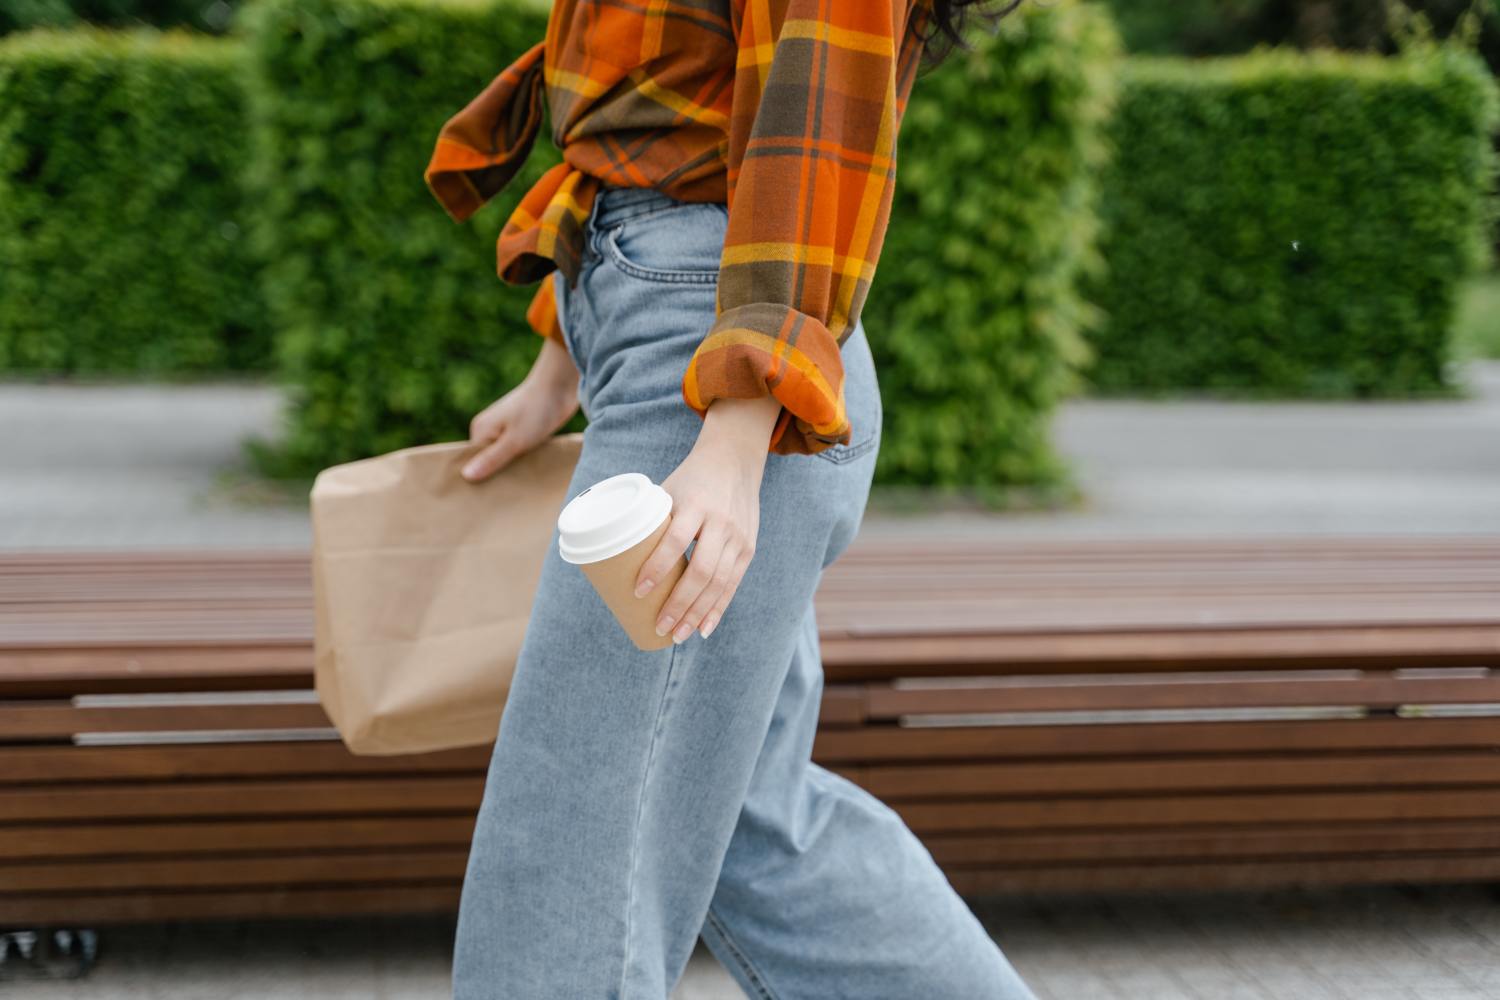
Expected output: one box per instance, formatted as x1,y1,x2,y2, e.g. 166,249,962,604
917,0,1025,70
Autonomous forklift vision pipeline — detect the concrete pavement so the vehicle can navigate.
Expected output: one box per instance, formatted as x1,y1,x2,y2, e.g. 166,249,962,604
11,884,1500,999
2,362,1498,550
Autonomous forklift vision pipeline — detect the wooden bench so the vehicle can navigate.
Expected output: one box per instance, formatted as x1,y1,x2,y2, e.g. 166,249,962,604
3,538,1499,926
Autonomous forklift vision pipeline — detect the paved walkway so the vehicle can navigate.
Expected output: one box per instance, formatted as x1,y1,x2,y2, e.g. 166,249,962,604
0,380,303,550
2,362,1497,550
865,361,1500,539
12,884,1500,998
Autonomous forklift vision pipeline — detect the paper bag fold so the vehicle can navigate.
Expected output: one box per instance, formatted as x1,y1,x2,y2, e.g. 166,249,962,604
311,433,583,755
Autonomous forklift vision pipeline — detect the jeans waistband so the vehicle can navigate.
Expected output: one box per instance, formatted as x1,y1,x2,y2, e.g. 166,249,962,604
591,184,708,231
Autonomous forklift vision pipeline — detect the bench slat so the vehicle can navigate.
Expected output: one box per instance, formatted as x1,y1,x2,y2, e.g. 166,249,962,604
946,855,1500,895
0,741,490,784
0,886,461,925
5,776,483,822
864,672,1500,716
0,815,478,860
861,752,1500,798
895,789,1500,834
924,821,1500,865
1,849,470,893
813,717,1500,762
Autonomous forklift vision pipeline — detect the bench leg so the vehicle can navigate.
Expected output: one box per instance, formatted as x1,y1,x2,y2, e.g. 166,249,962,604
0,928,98,981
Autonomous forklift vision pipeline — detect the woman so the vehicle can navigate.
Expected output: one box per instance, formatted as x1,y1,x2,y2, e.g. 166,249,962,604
425,0,1037,996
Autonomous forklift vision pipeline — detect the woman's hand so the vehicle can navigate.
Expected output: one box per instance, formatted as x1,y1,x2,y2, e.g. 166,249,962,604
634,394,784,642
461,336,580,482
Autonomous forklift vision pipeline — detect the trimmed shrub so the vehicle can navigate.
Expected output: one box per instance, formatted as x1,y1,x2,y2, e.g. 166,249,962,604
1101,0,1271,57
239,0,562,474
0,27,264,372
247,0,1119,489
1,1,239,36
864,0,1120,489
1099,0,1500,79
1088,48,1499,397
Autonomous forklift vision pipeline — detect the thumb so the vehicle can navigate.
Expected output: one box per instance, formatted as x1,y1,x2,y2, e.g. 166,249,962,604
461,433,524,482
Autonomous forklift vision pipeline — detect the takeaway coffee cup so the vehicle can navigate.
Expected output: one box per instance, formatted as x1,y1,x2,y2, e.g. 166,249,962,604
557,472,689,650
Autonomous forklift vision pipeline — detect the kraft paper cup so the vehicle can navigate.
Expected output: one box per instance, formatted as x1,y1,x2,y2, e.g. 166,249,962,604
557,472,689,650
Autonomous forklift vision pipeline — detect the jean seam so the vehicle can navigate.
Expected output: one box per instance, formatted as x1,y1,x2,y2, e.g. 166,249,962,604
704,905,778,1000
813,433,879,464
619,641,681,1000
556,271,580,369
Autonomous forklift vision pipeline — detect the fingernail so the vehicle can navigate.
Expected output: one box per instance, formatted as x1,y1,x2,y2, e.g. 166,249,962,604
634,579,654,598
672,622,692,643
461,463,478,480
700,616,718,639
656,616,674,637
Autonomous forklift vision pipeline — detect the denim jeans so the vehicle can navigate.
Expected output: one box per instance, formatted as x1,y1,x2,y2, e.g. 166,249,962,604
451,185,1037,1000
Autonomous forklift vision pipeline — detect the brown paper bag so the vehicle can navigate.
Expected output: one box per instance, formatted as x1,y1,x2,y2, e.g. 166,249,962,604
311,433,584,755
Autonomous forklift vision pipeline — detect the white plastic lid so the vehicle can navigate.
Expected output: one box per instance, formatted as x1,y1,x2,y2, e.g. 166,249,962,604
557,472,673,564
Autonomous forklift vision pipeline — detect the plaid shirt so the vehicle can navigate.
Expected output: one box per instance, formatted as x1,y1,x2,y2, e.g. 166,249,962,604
425,0,932,455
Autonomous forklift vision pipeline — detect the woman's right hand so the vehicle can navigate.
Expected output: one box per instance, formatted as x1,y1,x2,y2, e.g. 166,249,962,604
461,336,581,482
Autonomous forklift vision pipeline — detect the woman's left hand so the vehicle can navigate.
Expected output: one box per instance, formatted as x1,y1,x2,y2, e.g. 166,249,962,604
633,395,783,642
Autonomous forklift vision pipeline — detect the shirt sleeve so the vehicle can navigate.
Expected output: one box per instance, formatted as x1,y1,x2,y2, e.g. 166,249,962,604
422,40,570,354
424,41,546,225
679,0,929,455
525,278,568,351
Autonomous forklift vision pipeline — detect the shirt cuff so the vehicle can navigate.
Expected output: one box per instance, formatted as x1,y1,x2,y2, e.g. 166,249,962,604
525,279,568,351
680,302,851,456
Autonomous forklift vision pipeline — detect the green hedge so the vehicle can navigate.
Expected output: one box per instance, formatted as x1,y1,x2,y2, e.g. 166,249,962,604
0,27,265,372
864,0,1118,489
1087,48,1499,397
0,1,237,36
239,0,563,475
1099,0,1500,79
247,0,1119,487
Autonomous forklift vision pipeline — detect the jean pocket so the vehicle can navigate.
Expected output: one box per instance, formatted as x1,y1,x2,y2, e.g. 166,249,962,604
599,203,725,284
813,431,879,465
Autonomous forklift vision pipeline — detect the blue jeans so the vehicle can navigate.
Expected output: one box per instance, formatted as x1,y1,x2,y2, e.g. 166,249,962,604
451,185,1037,1000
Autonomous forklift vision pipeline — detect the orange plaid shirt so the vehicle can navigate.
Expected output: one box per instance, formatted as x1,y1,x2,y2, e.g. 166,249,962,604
424,0,933,455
